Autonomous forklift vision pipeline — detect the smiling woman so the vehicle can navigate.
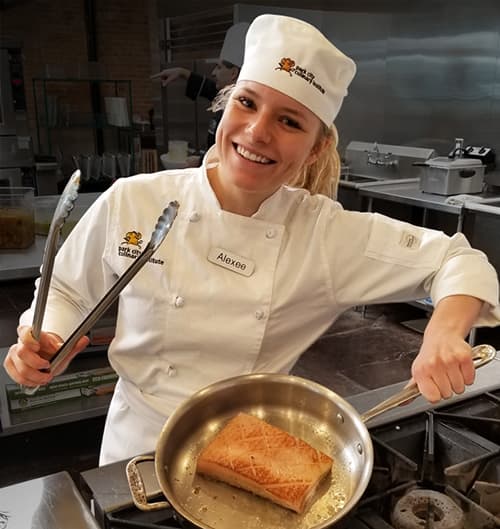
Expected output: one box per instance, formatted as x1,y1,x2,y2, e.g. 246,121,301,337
207,81,334,216
4,14,500,469
209,84,341,199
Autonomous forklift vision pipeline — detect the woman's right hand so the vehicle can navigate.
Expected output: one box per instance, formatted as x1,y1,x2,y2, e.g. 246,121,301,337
3,326,89,388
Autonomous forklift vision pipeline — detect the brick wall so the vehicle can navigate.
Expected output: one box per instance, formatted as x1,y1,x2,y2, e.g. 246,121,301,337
2,0,155,160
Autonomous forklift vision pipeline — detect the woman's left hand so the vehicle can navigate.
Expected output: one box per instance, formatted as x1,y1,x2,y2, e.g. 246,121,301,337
410,294,484,403
411,332,475,403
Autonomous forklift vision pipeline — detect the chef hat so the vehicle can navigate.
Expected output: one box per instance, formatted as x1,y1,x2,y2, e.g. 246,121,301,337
219,22,250,68
238,14,356,125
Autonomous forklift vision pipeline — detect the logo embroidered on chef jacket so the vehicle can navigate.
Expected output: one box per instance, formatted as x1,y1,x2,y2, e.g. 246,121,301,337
275,57,326,95
399,231,421,250
208,247,255,277
118,230,165,265
121,231,143,248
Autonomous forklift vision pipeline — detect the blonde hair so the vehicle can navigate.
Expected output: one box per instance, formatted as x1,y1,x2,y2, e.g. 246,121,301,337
209,85,341,198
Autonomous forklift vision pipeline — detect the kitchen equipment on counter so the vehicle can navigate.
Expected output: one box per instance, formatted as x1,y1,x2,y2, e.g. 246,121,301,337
167,140,188,161
160,140,201,170
117,152,132,177
0,49,34,187
0,186,35,249
338,142,437,216
104,96,130,127
34,191,101,237
417,156,486,195
73,154,102,182
141,149,158,173
344,141,436,181
160,153,201,170
448,136,466,159
102,152,117,180
124,346,496,529
464,145,496,172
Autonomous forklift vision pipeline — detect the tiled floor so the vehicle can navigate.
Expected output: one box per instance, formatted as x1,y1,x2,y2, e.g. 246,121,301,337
1,279,499,489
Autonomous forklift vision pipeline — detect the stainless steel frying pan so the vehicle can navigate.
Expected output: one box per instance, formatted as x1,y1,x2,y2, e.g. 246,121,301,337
126,344,496,529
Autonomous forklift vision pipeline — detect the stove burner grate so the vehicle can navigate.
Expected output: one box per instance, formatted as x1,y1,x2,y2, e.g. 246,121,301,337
106,504,185,528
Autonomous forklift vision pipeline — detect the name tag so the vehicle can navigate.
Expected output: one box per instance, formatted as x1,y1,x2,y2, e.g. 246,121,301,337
208,247,255,277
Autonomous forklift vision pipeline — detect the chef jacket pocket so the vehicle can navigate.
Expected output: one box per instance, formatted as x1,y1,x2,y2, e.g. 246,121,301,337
364,214,447,269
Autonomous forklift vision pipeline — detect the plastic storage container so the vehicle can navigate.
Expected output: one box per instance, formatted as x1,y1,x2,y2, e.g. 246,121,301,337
34,192,101,238
0,187,35,249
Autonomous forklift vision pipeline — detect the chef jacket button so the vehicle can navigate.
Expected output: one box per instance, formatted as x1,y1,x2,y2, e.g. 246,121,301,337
189,212,201,222
255,309,265,320
167,365,177,377
174,296,185,308
265,228,276,239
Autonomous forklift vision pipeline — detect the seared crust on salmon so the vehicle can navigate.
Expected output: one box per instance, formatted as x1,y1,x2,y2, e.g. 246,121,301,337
196,413,333,513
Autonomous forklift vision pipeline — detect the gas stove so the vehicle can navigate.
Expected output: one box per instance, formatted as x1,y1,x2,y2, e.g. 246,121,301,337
355,389,500,529
79,384,500,529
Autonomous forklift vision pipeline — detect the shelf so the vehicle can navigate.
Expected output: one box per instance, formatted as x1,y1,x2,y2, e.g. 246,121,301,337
33,77,134,159
33,78,132,83
41,122,134,131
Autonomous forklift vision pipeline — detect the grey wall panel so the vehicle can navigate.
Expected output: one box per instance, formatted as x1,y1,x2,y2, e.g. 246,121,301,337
159,0,500,158
382,4,500,154
320,13,391,155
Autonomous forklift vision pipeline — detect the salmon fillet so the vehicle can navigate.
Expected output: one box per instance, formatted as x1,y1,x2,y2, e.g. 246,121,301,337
196,413,333,513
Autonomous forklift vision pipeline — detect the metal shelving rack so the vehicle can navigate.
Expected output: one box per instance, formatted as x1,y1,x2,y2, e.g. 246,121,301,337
32,78,134,157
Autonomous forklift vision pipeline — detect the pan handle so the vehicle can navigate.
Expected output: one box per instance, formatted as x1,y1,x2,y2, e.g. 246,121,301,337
360,344,497,424
126,455,172,511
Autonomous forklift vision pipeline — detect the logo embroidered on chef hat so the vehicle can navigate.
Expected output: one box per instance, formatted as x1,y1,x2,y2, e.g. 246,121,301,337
276,58,295,76
275,57,326,95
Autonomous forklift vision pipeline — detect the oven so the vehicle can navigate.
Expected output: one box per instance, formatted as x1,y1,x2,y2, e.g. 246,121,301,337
79,383,500,529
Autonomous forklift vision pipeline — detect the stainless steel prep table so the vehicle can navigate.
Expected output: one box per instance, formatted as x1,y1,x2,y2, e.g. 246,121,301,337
358,180,466,231
0,471,100,529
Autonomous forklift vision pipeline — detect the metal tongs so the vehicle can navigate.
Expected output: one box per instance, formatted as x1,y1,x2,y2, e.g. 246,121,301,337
21,171,81,395
22,187,179,395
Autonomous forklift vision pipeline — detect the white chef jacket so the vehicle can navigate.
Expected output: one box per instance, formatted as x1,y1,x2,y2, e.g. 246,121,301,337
20,152,500,464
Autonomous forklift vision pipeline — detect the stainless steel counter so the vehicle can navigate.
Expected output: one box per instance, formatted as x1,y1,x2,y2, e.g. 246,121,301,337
0,471,100,529
339,176,419,190
463,197,500,215
0,192,101,282
358,180,464,215
0,235,46,281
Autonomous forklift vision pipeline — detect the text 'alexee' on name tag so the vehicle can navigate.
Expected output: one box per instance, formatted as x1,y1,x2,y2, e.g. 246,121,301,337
207,247,255,277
